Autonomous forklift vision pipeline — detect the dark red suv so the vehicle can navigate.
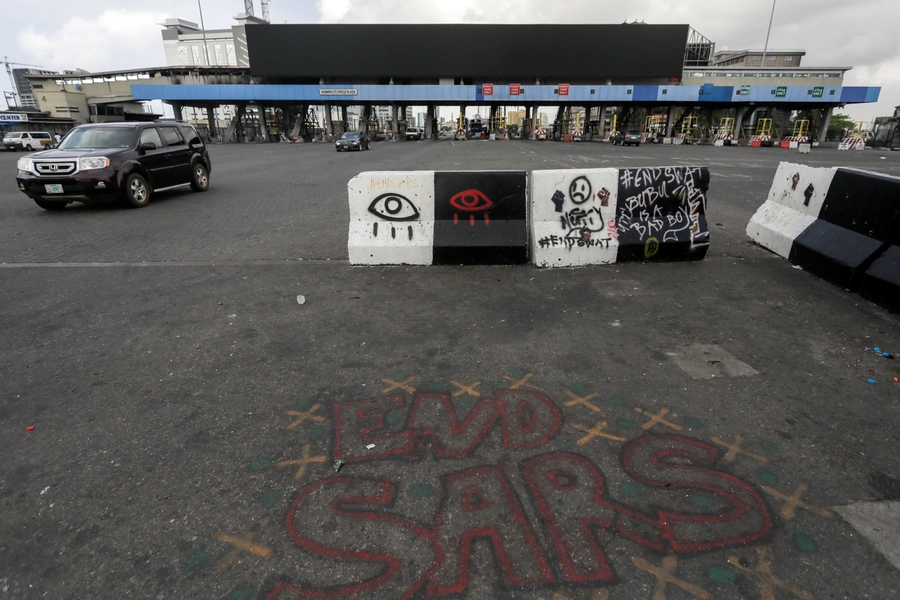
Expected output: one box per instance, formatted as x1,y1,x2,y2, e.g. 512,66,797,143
15,121,211,210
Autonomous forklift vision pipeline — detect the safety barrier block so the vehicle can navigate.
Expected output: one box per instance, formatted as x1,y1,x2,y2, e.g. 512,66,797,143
789,168,900,289
615,167,711,262
432,171,528,265
348,171,435,265
530,168,620,267
747,162,837,259
861,243,900,313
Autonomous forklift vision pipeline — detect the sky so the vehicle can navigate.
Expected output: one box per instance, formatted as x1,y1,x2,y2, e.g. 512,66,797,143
3,0,897,123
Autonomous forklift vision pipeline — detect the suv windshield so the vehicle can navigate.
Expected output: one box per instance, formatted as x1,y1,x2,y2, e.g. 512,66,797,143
58,128,135,150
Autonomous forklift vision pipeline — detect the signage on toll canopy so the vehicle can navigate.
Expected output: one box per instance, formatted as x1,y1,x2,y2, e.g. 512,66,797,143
510,83,521,95
558,83,570,96
482,83,494,95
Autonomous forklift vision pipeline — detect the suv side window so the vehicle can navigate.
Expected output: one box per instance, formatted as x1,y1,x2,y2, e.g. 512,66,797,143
159,127,184,147
179,125,201,146
140,127,164,148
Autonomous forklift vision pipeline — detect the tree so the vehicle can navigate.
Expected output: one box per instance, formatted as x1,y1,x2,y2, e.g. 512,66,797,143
827,113,856,140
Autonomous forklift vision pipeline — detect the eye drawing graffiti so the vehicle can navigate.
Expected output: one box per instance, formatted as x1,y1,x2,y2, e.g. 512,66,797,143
368,193,420,240
449,189,494,225
368,193,420,221
568,176,592,205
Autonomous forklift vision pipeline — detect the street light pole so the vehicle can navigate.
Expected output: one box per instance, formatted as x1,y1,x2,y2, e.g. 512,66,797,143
197,0,212,66
761,0,777,66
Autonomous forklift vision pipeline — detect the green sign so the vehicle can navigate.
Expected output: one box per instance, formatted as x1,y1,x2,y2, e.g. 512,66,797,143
812,86,824,98
740,85,751,95
775,86,787,98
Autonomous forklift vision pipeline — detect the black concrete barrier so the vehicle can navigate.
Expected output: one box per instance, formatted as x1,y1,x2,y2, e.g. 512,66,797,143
432,171,528,265
861,229,900,313
615,167,711,262
789,168,900,292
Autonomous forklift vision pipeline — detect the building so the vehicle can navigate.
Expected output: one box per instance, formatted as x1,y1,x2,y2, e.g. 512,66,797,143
159,15,264,67
713,49,805,68
13,68,64,108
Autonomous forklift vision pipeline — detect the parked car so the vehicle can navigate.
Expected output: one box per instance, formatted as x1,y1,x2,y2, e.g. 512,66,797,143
405,127,422,141
612,130,643,146
4,131,54,151
15,121,211,210
335,131,370,151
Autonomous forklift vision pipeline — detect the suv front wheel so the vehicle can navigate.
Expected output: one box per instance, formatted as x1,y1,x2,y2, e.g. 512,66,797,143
124,172,151,208
190,164,209,192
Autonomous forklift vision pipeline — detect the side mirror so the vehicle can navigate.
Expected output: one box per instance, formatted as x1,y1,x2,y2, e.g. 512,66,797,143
140,142,156,152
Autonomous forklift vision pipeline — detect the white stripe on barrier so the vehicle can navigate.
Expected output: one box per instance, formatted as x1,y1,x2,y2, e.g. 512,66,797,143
530,169,620,267
746,162,837,258
348,171,436,265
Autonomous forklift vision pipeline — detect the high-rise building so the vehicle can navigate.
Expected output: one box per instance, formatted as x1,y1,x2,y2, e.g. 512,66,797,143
159,15,266,67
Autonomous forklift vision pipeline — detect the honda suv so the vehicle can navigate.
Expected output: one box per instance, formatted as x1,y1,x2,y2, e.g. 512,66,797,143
15,121,211,210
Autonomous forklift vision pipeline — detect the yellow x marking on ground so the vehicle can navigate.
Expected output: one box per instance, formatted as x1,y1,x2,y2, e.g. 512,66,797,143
762,483,834,520
381,376,416,393
573,421,627,445
502,373,544,391
711,434,769,463
450,380,482,398
213,518,273,571
285,404,325,429
563,390,602,412
634,407,683,431
633,555,711,600
277,444,327,479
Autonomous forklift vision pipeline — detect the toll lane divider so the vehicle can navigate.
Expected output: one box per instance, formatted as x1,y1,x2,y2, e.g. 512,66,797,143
747,162,900,313
349,167,711,266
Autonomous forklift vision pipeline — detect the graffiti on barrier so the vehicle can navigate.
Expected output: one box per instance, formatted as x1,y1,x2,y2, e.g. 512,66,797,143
616,167,710,260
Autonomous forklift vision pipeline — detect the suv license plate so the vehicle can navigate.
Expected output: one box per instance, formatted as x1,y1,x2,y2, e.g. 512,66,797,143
45,184,63,194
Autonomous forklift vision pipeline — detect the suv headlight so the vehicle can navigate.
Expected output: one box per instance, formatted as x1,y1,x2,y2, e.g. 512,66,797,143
17,157,33,173
79,157,110,170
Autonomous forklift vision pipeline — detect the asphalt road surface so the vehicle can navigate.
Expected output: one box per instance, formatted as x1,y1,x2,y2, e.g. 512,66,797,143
1,138,899,600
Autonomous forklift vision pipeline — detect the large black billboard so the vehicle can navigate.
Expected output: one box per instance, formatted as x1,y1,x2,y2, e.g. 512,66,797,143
246,24,688,81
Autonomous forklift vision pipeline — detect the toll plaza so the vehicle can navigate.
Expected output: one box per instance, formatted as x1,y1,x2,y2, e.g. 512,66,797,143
119,23,878,144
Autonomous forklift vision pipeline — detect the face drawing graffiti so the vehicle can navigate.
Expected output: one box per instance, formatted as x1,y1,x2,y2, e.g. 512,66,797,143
449,189,494,225
367,193,420,240
569,176,592,205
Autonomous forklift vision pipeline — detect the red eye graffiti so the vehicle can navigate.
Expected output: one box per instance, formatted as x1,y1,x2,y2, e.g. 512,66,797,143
449,189,493,226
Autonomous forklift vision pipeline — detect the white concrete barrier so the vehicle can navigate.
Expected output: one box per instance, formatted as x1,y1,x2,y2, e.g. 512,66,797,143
746,162,836,258
348,171,435,265
530,169,620,267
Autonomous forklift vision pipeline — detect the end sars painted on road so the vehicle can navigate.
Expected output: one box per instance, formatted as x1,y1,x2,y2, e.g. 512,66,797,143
269,388,772,599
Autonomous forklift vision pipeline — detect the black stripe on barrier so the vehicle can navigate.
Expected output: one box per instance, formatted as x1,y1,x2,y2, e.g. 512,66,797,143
615,167,710,262
789,168,900,290
432,171,528,265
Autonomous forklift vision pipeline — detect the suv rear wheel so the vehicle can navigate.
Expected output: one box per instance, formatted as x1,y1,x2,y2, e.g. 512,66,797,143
124,172,151,208
190,164,209,192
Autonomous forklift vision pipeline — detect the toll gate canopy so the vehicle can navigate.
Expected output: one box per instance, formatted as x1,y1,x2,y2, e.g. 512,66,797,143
245,24,689,83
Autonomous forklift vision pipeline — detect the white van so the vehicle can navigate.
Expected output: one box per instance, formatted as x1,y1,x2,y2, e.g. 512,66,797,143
3,131,54,151
405,127,422,141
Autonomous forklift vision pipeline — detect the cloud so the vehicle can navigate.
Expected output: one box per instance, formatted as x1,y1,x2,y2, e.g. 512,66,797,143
16,9,170,72
318,0,353,23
